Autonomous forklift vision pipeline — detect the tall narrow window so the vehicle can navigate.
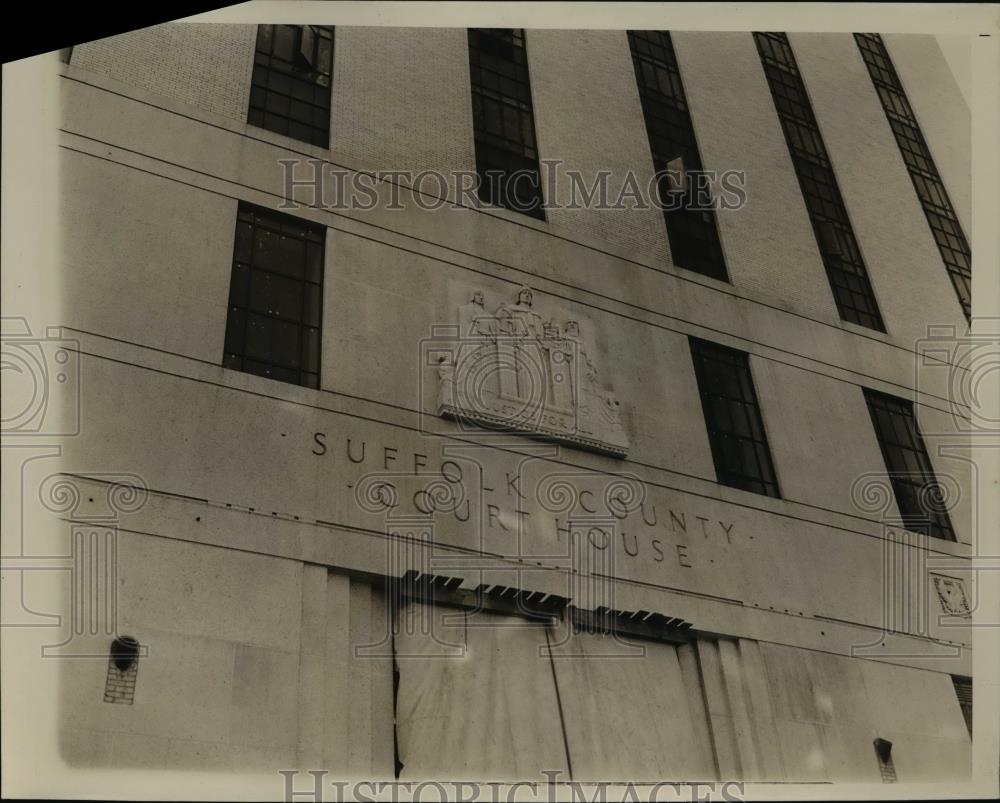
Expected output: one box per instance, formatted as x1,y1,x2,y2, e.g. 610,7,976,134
468,29,545,220
249,25,334,147
952,675,972,737
224,203,325,389
863,388,955,541
855,33,971,321
754,32,885,331
629,31,728,281
689,338,780,498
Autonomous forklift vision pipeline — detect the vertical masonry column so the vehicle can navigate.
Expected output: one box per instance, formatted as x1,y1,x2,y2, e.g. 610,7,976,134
295,566,394,776
296,565,328,769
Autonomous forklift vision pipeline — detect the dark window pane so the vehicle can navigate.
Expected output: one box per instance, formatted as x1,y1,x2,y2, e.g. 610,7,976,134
710,396,733,432
628,31,728,282
304,284,322,327
223,202,325,388
263,112,290,135
316,38,333,76
267,71,292,96
256,24,273,51
249,270,303,320
273,25,297,62
952,676,972,736
289,121,314,145
863,388,956,541
302,327,321,369
468,29,545,220
266,93,292,118
689,338,780,498
244,359,300,385
229,262,250,306
290,99,313,124
249,86,266,111
245,313,301,367
305,242,324,283
224,307,245,354
730,404,754,439
248,25,334,148
291,80,313,102
254,227,305,278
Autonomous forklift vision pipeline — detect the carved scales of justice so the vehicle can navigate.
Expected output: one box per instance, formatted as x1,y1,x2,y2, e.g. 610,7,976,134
437,287,630,458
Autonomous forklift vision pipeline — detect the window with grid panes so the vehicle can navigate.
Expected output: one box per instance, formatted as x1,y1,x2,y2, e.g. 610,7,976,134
753,32,885,331
628,31,728,282
689,338,780,498
249,25,334,147
863,388,956,541
467,29,545,219
855,33,971,321
224,204,324,389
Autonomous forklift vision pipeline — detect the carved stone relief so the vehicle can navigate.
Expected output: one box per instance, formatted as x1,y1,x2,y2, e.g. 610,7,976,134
932,574,971,617
437,288,629,457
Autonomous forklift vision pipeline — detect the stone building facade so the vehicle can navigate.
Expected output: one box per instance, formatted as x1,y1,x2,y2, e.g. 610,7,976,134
46,22,975,785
